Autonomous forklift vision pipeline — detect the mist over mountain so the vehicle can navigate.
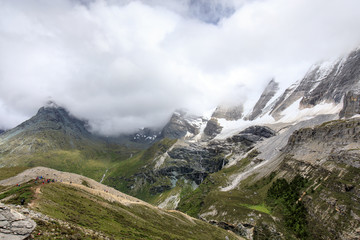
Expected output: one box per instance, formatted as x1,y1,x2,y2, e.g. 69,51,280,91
1,0,360,136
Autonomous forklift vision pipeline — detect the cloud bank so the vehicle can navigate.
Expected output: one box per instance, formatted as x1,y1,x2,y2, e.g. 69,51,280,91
1,0,360,135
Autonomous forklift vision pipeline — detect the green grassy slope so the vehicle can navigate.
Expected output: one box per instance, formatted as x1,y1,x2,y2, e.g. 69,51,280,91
104,138,177,202
0,176,240,240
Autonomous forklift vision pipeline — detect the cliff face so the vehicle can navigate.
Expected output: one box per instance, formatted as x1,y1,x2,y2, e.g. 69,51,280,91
268,48,360,120
301,48,360,107
160,111,205,139
246,79,279,121
203,118,223,140
277,118,360,239
339,91,360,118
212,105,244,121
283,118,360,165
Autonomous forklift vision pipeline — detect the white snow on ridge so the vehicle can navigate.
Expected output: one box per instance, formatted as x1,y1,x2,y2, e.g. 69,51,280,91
215,114,275,140
213,100,343,141
316,59,337,81
279,99,343,123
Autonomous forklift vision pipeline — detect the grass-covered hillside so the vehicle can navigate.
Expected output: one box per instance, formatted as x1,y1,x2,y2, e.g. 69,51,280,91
0,106,142,181
0,167,241,240
104,138,178,202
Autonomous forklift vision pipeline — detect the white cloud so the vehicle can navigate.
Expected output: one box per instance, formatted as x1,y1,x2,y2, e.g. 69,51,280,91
0,0,360,134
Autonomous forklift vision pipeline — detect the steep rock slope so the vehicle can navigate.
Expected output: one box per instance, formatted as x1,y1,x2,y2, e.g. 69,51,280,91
246,79,279,121
270,48,360,120
212,105,244,121
177,117,360,240
161,110,206,139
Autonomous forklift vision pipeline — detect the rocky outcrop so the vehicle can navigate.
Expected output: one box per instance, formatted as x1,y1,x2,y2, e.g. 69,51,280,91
203,118,223,139
118,141,229,195
156,144,227,185
283,118,360,165
227,126,276,147
129,128,161,144
246,79,279,120
161,111,204,139
339,91,360,118
0,203,36,240
212,105,243,121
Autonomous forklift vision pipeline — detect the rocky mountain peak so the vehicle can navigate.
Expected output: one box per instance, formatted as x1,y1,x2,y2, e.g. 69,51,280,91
161,110,205,139
246,79,279,120
211,104,243,121
300,48,360,107
21,105,91,137
268,48,360,120
0,104,94,157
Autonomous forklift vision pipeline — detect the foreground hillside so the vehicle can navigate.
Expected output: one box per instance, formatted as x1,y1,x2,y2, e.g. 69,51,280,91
0,167,240,240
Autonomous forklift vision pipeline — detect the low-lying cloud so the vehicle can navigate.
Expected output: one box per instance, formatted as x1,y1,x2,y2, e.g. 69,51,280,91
1,0,360,135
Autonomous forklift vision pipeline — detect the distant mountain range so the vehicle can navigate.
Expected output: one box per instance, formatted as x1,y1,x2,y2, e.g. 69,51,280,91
1,46,360,239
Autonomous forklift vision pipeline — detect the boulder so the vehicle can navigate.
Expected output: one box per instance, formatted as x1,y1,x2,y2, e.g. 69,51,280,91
0,203,36,240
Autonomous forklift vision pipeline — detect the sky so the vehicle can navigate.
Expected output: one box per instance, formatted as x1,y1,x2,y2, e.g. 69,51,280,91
1,0,360,135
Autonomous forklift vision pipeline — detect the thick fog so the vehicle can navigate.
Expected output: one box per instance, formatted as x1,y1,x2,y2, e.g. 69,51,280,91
1,0,360,135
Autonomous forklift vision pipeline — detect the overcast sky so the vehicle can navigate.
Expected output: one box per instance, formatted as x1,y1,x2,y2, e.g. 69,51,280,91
1,0,360,135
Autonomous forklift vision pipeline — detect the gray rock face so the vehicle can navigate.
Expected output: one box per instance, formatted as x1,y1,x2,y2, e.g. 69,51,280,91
154,144,227,186
0,203,36,240
203,118,223,139
212,105,243,121
119,141,229,195
161,111,204,139
129,128,161,144
227,126,276,147
301,49,360,107
246,79,279,120
17,104,91,137
269,48,360,119
284,118,360,156
339,91,360,118
0,103,95,151
270,66,326,120
0,130,4,135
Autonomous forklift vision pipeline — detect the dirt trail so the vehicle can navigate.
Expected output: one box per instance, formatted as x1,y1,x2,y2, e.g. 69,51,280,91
0,166,147,205
0,167,211,227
